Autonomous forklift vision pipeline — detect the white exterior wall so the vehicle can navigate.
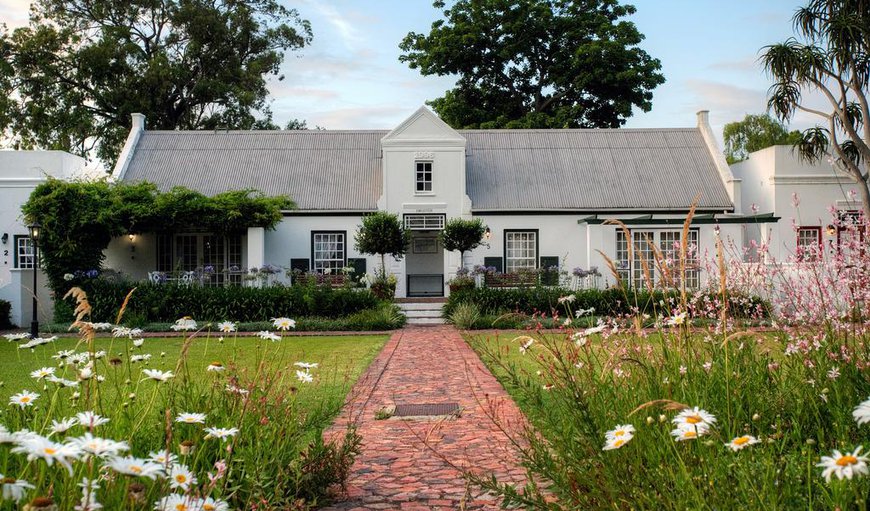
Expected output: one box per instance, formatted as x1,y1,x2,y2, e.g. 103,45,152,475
731,145,861,261
0,151,88,327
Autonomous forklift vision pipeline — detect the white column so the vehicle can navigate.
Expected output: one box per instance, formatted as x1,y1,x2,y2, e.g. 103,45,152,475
247,227,265,287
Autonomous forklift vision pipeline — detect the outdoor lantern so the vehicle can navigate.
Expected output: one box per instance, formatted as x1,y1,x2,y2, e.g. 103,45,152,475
826,225,837,237
484,226,492,240
28,222,41,243
27,221,41,339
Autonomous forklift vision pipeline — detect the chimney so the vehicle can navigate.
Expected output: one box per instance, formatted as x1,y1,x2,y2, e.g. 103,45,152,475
696,110,710,128
131,113,146,131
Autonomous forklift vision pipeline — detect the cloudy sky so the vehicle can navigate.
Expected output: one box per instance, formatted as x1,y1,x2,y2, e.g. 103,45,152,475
0,0,828,142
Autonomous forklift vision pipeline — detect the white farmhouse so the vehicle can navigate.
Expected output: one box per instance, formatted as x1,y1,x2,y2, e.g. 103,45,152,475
103,106,774,299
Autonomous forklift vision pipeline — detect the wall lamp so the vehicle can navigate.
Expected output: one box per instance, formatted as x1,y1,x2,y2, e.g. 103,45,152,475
484,226,492,240
0,233,7,244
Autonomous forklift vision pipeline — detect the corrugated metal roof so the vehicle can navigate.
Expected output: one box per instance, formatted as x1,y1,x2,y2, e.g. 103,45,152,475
123,130,386,210
121,127,733,212
463,128,733,211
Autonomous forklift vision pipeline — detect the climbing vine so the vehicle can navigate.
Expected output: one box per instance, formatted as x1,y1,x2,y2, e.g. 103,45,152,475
22,179,293,291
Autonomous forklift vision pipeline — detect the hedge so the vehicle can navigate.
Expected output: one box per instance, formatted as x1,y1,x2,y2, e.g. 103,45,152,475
53,279,383,324
0,299,12,329
443,287,769,320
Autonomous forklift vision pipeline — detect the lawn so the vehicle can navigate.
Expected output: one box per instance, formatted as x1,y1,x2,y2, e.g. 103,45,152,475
0,330,388,510
463,327,870,510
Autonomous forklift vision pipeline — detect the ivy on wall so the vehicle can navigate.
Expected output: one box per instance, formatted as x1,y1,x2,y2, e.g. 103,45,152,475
22,179,293,291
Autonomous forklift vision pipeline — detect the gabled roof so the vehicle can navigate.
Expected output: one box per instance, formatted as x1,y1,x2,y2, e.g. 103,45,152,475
119,121,734,213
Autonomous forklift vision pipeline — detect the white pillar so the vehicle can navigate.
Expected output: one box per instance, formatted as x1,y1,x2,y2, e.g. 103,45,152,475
247,227,265,287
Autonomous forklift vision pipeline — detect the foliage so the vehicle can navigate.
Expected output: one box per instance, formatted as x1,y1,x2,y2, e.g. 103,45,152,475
0,299,11,329
0,0,311,163
0,291,386,509
447,302,481,329
761,0,870,219
444,286,768,321
53,279,383,324
723,114,802,164
440,218,487,268
22,179,292,291
354,212,409,278
399,0,665,129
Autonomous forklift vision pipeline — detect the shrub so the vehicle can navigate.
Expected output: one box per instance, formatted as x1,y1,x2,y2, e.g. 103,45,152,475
53,279,382,324
346,304,406,330
0,299,12,329
447,302,481,329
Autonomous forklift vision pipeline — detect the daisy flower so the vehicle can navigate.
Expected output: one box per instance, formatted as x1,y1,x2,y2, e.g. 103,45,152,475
852,397,870,426
11,435,82,474
0,474,35,502
517,337,534,354
293,362,318,370
69,433,129,458
296,370,314,383
257,331,281,342
130,354,152,363
154,494,199,511
672,407,717,429
168,464,197,491
602,435,632,450
4,332,30,341
148,450,178,467
217,321,236,333
557,294,576,304
90,323,113,331
105,456,164,479
666,312,687,326
175,412,206,425
142,369,174,382
50,418,78,435
671,424,709,441
75,411,109,429
200,497,230,511
132,338,145,348
725,435,760,452
170,317,198,331
207,362,225,372
817,446,869,482
9,391,39,408
605,424,635,441
30,367,56,380
271,317,296,331
52,349,75,360
204,427,240,441
46,376,79,388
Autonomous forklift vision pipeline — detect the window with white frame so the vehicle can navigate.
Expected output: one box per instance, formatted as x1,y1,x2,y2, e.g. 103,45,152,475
415,161,433,194
156,234,243,285
312,232,346,273
796,227,821,262
404,214,444,230
14,235,35,269
615,229,699,289
505,230,537,273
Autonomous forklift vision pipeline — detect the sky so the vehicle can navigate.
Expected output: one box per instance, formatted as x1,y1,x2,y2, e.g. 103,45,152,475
0,0,830,143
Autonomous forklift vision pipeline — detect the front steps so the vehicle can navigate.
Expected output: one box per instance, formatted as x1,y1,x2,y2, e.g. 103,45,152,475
396,299,447,326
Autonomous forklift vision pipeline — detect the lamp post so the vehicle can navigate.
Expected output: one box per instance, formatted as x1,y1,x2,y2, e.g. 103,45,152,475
27,222,41,339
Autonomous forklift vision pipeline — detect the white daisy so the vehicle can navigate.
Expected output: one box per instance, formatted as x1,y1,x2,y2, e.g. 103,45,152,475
69,433,129,458
167,464,197,491
672,407,717,430
75,411,109,428
852,397,870,426
30,367,56,380
605,424,635,441
11,435,82,474
4,332,30,341
271,317,296,331
206,362,225,372
52,349,75,360
817,446,869,482
557,294,576,304
725,435,760,452
602,435,633,450
296,370,314,383
204,427,240,441
9,391,39,408
90,323,113,331
147,450,178,466
142,369,174,382
293,362,319,370
671,424,709,441
200,497,230,511
257,331,281,342
170,317,198,331
217,321,236,333
132,338,145,348
47,376,79,388
50,417,78,435
0,474,35,502
130,354,152,363
154,494,198,511
666,312,688,326
105,456,164,479
175,412,206,425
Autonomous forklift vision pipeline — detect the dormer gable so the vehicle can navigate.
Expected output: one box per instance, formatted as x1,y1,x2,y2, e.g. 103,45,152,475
381,106,466,148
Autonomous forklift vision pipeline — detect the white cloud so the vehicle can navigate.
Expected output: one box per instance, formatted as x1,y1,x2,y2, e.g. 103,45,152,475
0,0,31,28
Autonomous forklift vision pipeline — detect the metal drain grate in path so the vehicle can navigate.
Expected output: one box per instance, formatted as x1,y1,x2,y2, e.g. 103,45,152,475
393,402,460,417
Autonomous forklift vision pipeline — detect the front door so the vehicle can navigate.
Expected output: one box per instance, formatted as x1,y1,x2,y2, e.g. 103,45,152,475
405,231,444,297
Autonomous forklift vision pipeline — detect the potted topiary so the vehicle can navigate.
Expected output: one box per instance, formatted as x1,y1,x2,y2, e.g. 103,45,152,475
354,212,409,300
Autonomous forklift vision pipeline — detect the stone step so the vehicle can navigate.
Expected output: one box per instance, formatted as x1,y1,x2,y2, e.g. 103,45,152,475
403,309,444,318
396,302,445,312
406,317,447,325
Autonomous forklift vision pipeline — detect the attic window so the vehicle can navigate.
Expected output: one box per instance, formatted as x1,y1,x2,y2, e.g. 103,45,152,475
415,161,433,194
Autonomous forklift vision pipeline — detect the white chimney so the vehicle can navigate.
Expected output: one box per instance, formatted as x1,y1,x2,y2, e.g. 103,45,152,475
111,114,146,180
131,113,146,131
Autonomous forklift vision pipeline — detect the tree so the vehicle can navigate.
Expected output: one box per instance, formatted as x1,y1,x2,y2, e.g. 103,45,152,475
440,218,487,269
723,114,803,164
354,212,410,277
398,0,665,129
762,0,870,221
0,0,312,164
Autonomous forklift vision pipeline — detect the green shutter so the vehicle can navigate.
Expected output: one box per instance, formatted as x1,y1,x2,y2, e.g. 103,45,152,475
290,258,309,273
484,257,503,273
540,256,560,285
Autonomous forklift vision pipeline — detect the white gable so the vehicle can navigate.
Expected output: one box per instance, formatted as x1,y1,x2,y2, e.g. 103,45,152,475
381,106,465,147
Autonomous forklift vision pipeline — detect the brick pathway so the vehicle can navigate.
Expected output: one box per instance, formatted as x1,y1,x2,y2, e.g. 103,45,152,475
322,326,527,510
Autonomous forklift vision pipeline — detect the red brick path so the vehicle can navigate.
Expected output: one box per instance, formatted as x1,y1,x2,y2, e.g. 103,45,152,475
322,326,527,510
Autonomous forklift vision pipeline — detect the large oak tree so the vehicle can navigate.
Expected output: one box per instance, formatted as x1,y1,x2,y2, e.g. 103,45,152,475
0,0,312,164
399,0,665,129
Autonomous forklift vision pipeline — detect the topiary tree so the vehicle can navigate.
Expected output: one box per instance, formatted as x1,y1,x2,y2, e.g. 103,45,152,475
354,212,410,277
440,218,487,270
